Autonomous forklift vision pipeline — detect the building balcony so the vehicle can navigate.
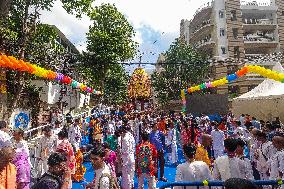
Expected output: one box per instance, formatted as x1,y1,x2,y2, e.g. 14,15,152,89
241,0,271,6
189,22,214,42
195,39,215,49
243,19,276,31
192,1,213,20
240,0,277,10
243,35,278,48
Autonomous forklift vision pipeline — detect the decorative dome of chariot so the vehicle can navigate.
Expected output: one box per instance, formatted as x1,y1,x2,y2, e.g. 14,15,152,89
128,67,152,100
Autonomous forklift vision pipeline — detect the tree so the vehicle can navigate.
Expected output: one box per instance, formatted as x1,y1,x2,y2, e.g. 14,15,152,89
152,39,208,105
0,0,95,119
81,3,137,103
87,3,137,64
0,0,12,19
103,64,129,105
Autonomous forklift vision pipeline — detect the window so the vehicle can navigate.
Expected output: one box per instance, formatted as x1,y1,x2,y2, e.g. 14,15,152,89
233,28,238,39
219,10,224,18
282,11,284,16
221,47,226,54
220,28,225,36
234,46,240,59
231,10,237,21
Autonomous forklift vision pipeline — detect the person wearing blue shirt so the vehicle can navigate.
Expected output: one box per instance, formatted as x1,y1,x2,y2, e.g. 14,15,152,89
149,123,168,182
251,117,261,130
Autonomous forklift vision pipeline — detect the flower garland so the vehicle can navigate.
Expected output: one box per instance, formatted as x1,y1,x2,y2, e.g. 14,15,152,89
128,67,151,99
181,65,284,112
0,54,101,95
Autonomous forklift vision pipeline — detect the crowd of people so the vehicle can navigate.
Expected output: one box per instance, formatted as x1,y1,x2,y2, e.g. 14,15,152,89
0,107,284,189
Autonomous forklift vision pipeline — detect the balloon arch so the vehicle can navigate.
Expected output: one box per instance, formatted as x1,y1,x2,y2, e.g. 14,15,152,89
0,54,101,94
181,65,284,112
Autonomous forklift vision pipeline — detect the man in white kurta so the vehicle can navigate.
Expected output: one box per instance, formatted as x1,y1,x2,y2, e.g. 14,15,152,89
68,119,82,151
269,135,284,189
175,143,212,189
35,127,58,178
211,127,225,158
175,161,212,189
121,128,135,189
0,121,12,148
255,132,277,180
166,125,178,165
213,138,248,181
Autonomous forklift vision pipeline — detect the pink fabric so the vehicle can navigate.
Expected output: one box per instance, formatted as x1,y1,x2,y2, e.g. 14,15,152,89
57,139,75,173
12,150,30,189
105,151,117,176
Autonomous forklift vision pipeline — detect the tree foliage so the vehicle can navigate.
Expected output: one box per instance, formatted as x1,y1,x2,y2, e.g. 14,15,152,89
81,3,137,104
0,0,94,118
86,3,137,64
152,39,209,105
103,64,129,105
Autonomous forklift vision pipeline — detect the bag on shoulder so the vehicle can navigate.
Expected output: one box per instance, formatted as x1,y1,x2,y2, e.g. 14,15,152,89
32,173,62,189
98,173,120,189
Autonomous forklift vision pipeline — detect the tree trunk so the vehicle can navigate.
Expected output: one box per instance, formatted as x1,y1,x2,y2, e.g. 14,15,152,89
0,0,12,20
6,0,30,121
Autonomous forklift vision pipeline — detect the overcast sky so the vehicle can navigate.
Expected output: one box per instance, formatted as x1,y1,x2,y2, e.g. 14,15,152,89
40,0,269,73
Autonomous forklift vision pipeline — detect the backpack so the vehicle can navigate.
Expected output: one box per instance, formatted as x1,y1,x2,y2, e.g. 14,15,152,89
138,144,153,174
32,173,62,189
98,173,120,189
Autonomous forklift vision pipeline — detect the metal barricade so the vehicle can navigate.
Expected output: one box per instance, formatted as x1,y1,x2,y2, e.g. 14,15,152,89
160,180,284,189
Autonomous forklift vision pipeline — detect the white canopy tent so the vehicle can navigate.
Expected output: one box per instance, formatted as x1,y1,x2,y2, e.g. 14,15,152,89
232,62,284,122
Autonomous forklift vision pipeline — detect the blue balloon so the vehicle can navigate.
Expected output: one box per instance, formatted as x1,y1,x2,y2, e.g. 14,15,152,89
227,74,238,82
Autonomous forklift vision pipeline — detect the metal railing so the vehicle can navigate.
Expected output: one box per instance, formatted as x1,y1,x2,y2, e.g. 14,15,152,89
160,180,283,189
25,109,112,141
24,110,91,141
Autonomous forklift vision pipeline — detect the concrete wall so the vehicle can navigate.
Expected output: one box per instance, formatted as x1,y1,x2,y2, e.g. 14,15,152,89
31,80,90,113
186,94,229,115
214,0,229,58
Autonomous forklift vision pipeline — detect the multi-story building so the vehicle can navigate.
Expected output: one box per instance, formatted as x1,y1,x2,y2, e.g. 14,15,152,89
180,0,284,96
52,25,80,54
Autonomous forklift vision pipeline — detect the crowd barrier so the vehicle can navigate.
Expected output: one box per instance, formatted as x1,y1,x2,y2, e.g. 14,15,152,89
24,109,111,141
160,180,284,189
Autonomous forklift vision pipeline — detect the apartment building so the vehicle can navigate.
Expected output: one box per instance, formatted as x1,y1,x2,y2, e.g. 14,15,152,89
180,0,284,95
52,25,80,54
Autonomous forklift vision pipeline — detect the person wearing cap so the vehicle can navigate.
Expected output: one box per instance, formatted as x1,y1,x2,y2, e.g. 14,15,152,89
0,120,12,148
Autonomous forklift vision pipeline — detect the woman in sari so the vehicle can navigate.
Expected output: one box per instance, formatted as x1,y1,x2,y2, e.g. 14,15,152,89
12,149,30,189
57,129,75,189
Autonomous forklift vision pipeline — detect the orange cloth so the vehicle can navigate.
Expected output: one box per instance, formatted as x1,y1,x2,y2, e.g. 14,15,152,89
0,163,17,189
93,124,103,140
195,144,211,166
218,123,226,131
158,120,166,132
72,150,86,182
